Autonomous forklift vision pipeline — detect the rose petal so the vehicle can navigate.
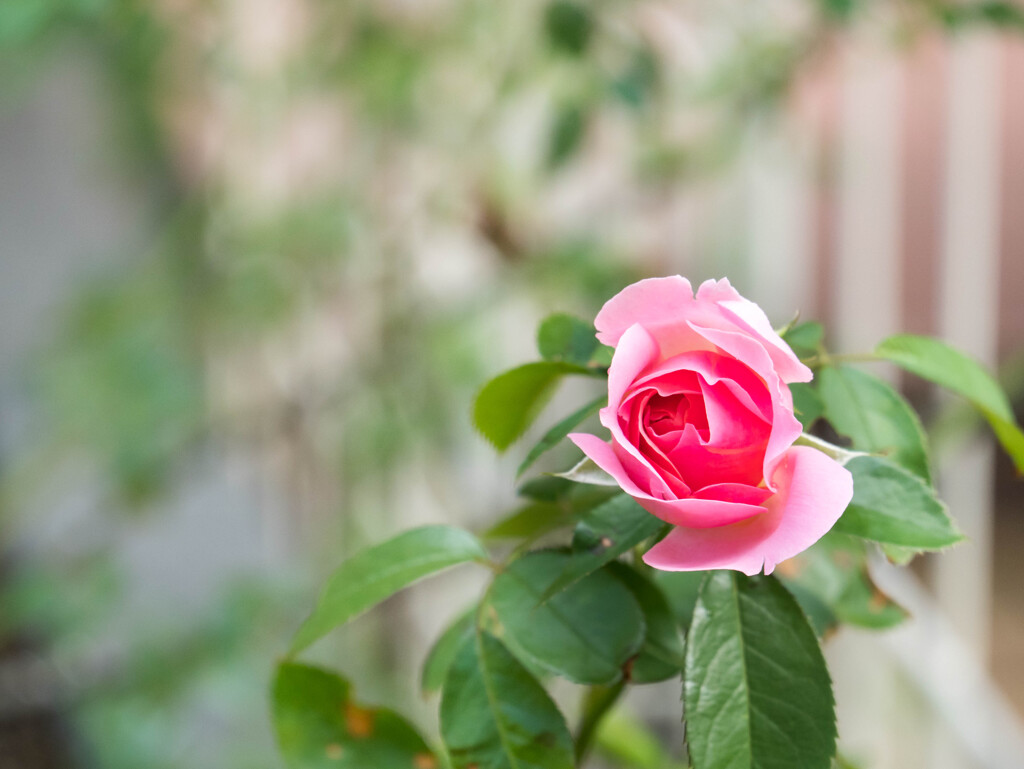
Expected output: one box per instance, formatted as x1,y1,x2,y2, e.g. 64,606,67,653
641,446,853,575
569,432,687,500
601,324,672,493
638,495,767,529
696,278,812,384
685,322,802,485
692,483,774,505
594,276,695,347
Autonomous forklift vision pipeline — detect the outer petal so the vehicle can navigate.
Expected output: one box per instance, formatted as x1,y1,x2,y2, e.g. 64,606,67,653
696,278,812,383
601,324,675,495
642,446,853,575
594,276,694,347
568,432,654,499
569,434,764,528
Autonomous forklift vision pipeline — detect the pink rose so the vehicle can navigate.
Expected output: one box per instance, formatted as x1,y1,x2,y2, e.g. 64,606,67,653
569,276,853,575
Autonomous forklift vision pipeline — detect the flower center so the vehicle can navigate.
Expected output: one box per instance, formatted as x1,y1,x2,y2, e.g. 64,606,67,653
644,392,710,442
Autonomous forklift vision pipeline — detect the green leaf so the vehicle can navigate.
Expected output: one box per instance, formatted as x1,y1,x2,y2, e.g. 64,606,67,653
539,494,665,602
552,455,619,486
517,395,604,478
790,382,824,430
489,551,645,685
473,361,593,451
440,632,574,769
272,662,436,769
606,563,685,683
517,476,576,501
782,321,824,359
485,485,618,541
684,572,836,769
818,365,932,482
778,533,906,632
422,607,476,695
290,526,488,655
536,314,601,365
833,456,963,549
876,334,1024,472
482,501,574,541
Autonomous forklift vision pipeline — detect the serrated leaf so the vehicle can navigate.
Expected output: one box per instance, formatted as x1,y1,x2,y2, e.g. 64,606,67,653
536,314,601,365
489,551,644,685
834,456,963,549
273,662,436,769
782,321,824,359
422,607,476,695
290,526,488,654
818,365,932,482
440,632,574,769
684,572,836,769
606,562,684,683
790,382,824,429
539,494,665,602
876,334,1024,472
517,395,604,478
473,361,593,451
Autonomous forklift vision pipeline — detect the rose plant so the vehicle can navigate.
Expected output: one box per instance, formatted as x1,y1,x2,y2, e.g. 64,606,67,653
271,276,1024,769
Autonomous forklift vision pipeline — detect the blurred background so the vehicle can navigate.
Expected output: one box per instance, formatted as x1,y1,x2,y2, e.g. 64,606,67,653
1,1,1023,767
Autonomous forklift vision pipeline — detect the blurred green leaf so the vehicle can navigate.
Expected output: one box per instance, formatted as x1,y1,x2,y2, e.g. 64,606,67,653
783,321,824,359
483,501,573,541
833,456,962,549
473,361,593,451
290,526,488,654
876,334,1024,472
684,572,836,769
547,103,588,169
606,562,684,684
273,662,436,768
790,382,824,430
544,1,594,56
818,365,932,482
422,607,476,695
536,313,601,365
779,533,907,633
489,551,644,685
485,483,619,540
440,632,574,769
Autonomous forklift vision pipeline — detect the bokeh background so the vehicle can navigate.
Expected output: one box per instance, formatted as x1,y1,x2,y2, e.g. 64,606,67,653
1,1,1023,767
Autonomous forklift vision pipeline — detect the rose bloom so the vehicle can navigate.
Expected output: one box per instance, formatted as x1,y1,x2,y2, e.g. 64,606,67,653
569,276,853,575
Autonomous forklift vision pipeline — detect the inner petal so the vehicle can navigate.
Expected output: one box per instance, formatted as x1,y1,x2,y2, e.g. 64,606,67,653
644,392,710,441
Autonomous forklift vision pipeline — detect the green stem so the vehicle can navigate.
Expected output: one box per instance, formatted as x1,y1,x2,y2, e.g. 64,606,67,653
574,680,626,765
